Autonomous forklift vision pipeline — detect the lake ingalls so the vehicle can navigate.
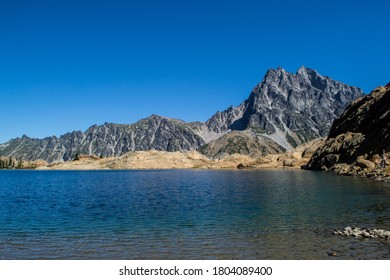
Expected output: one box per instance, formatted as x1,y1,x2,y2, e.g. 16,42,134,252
1,169,390,260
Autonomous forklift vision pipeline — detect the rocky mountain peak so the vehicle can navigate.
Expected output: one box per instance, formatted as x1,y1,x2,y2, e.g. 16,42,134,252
296,66,321,84
204,66,364,154
296,65,320,77
145,114,165,120
262,67,289,84
263,66,320,83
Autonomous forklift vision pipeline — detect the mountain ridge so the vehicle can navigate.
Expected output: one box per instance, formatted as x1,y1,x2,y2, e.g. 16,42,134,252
0,66,364,162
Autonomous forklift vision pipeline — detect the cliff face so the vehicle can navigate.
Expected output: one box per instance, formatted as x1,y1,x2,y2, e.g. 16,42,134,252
305,83,390,174
0,67,364,162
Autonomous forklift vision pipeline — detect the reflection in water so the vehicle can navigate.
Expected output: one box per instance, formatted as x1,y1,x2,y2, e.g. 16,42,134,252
0,169,390,259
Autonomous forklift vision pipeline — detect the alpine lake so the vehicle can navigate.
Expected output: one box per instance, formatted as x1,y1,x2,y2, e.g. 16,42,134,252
1,169,390,259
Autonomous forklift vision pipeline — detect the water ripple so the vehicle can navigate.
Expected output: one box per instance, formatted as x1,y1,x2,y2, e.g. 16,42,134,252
1,169,390,259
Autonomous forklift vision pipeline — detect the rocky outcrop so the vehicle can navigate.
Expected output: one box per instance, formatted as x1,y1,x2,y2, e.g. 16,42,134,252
0,67,363,162
244,138,325,169
198,130,285,158
304,83,390,181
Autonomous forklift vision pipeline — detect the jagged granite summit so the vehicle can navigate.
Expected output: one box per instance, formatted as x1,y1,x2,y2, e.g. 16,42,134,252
201,66,363,157
0,66,364,162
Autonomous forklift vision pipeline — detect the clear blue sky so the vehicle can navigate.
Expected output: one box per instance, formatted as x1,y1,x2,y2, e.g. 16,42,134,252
0,0,389,143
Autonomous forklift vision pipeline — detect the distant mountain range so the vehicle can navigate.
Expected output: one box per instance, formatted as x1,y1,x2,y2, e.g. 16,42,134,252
0,66,364,162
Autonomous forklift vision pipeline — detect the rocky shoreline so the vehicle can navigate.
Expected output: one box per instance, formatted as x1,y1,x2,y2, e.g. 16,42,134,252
332,163,390,183
334,227,390,240
305,154,390,183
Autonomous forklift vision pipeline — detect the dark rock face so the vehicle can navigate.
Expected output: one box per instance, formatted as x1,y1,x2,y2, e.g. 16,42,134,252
0,67,364,162
305,83,390,170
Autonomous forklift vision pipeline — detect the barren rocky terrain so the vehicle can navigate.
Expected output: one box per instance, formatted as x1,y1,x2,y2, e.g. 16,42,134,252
30,138,324,170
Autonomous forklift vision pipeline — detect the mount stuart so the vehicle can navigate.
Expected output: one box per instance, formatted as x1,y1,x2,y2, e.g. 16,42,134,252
0,66,363,162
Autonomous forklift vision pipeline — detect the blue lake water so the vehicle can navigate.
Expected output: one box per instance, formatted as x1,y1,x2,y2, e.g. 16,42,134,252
1,169,390,259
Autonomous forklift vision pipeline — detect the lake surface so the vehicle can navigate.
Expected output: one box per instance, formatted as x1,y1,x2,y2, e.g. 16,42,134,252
1,169,390,259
